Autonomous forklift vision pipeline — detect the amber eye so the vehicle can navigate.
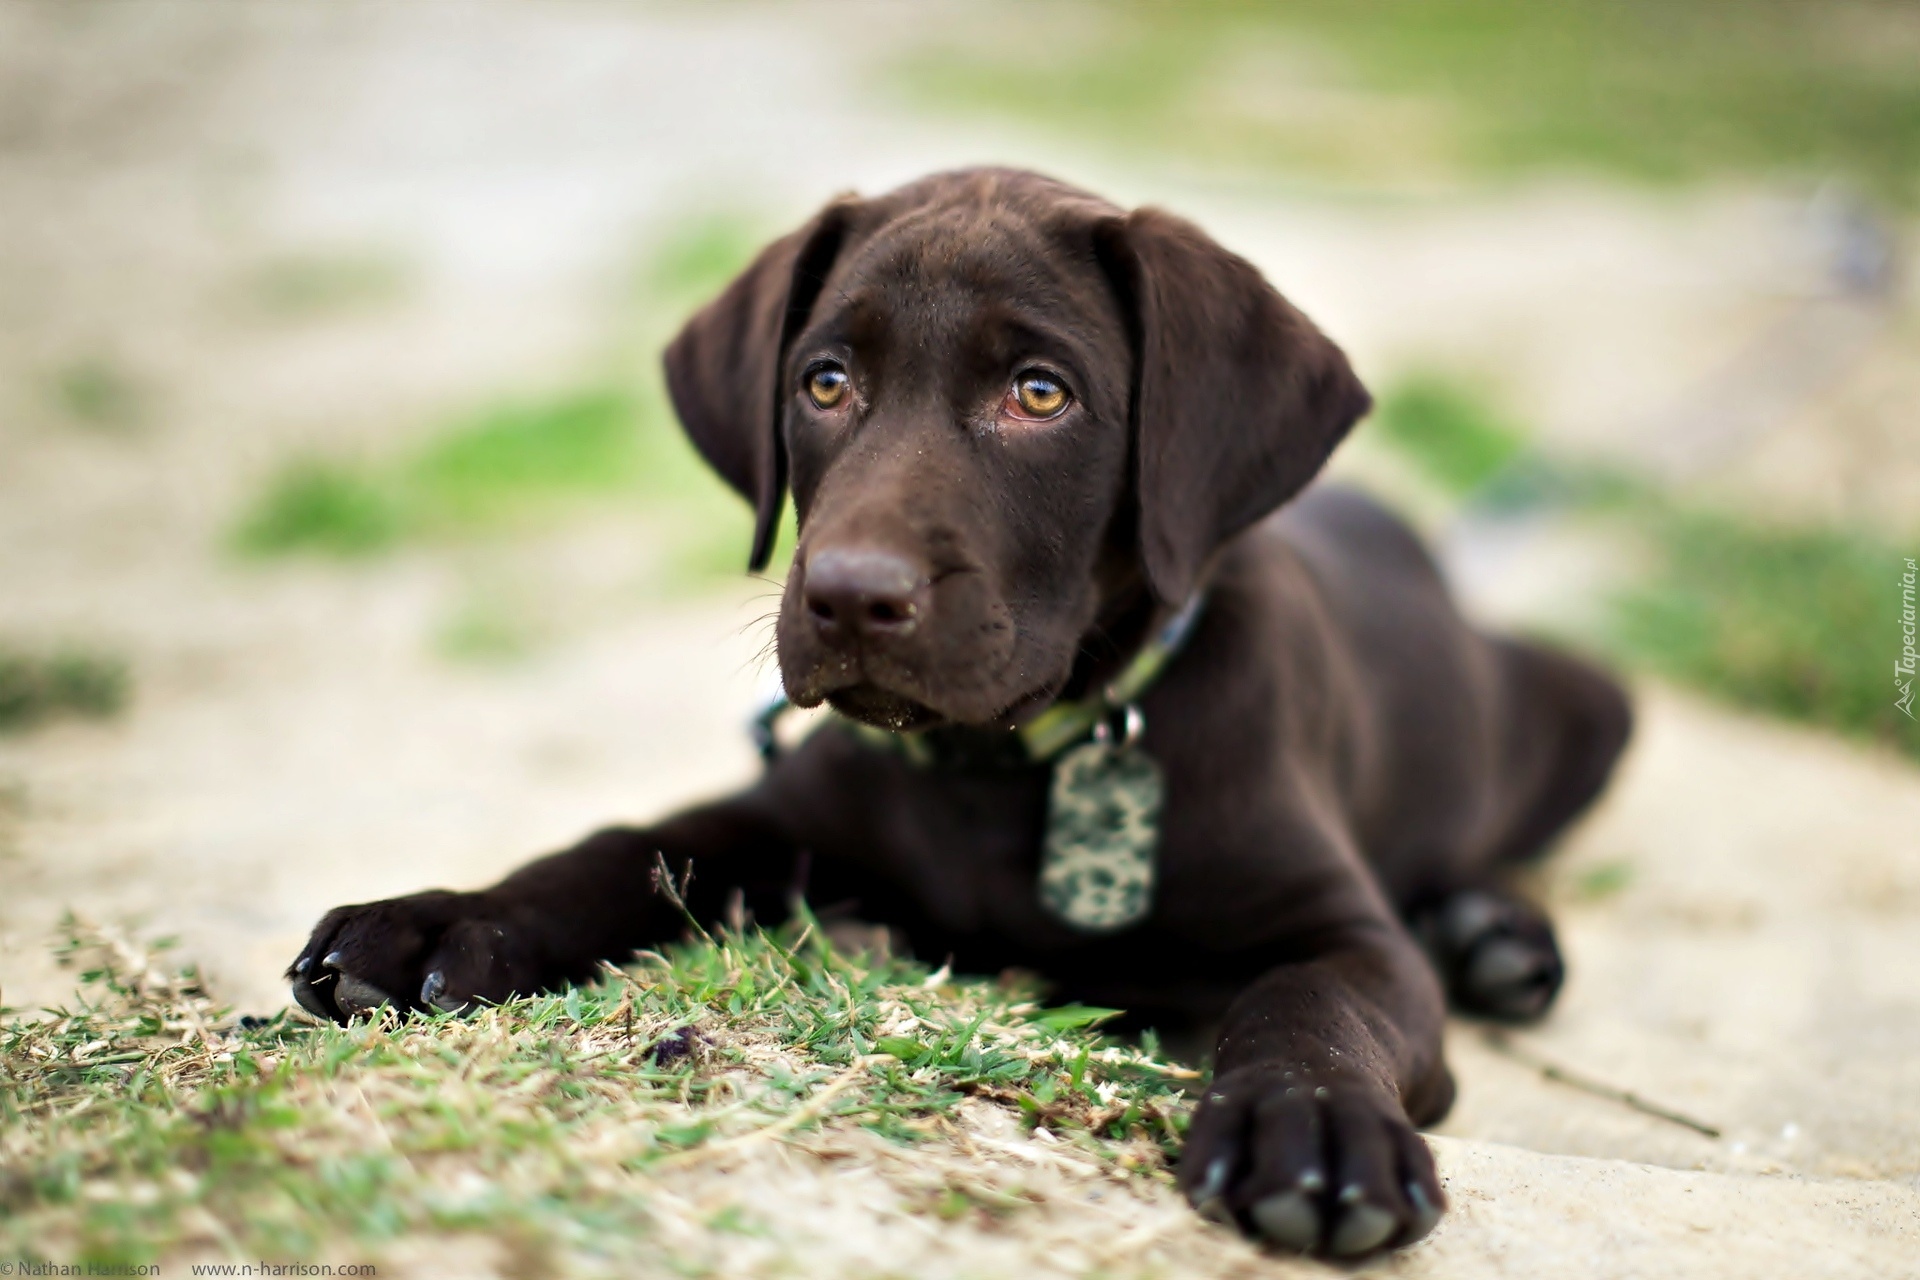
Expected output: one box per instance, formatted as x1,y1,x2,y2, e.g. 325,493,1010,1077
806,362,850,410
1011,371,1070,419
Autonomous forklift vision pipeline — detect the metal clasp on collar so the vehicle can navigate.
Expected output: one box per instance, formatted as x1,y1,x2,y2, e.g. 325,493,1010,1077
1092,701,1145,750
750,682,791,764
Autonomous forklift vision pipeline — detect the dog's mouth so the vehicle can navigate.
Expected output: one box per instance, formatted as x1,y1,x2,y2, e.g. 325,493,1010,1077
825,684,945,732
824,677,1063,736
786,590,1063,734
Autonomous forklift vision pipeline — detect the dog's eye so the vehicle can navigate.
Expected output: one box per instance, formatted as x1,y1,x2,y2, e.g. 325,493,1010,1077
1010,371,1070,420
806,363,850,410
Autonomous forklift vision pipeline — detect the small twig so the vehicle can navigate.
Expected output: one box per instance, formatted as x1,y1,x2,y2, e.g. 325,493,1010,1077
1094,1053,1201,1081
1481,1029,1722,1138
650,850,715,946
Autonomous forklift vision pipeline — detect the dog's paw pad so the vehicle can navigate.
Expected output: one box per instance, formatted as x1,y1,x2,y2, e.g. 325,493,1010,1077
332,972,392,1017
290,972,336,1020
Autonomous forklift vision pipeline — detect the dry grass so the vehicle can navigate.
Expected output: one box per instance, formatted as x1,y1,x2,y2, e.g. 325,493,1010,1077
2,919,1211,1277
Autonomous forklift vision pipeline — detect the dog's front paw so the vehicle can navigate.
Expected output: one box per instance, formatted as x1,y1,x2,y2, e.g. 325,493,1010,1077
1178,1066,1444,1257
286,891,544,1024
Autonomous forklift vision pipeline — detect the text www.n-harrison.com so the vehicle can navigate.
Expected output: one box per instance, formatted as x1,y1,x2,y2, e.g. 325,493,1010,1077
189,1266,374,1277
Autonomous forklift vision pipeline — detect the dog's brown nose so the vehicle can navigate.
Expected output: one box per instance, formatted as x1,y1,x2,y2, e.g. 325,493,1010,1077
803,547,928,641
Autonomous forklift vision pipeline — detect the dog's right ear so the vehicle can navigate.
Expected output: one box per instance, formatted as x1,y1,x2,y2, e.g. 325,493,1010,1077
663,199,858,572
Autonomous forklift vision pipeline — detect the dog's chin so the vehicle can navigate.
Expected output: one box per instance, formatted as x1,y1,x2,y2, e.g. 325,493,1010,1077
824,685,946,733
823,679,1064,735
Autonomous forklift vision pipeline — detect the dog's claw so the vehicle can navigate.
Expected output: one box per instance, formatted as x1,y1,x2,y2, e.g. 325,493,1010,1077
1250,1190,1320,1251
293,956,312,976
1189,1154,1234,1222
1188,1154,1229,1204
1405,1180,1443,1244
321,950,346,971
420,970,457,1012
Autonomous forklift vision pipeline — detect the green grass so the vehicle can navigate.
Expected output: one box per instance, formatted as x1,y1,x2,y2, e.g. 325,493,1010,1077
230,211,776,589
1570,860,1636,903
2,921,1193,1269
433,590,544,664
232,384,770,581
410,391,646,509
233,392,656,557
243,250,409,319
0,648,129,733
232,461,405,558
1372,374,1527,495
638,213,768,306
52,358,143,430
1366,371,1920,763
1611,507,1919,760
896,0,1920,205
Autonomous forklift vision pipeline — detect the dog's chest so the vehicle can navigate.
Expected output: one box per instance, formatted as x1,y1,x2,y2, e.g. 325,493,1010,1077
823,747,1184,946
787,728,1317,953
864,766,1061,936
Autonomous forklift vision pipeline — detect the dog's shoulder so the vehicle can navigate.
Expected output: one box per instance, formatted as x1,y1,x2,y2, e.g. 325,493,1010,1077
1270,483,1444,584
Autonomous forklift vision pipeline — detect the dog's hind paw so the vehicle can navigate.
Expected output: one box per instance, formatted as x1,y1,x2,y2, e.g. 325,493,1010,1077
1413,887,1565,1023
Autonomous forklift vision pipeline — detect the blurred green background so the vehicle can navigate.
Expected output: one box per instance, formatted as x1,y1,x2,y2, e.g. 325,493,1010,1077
6,6,1920,1265
5,0,1916,763
902,0,1920,204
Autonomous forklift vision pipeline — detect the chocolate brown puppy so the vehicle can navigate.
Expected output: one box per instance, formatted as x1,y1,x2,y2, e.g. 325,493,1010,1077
288,169,1631,1257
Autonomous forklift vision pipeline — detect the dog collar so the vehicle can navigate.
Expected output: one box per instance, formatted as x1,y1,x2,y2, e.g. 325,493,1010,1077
748,592,1205,768
748,594,1203,935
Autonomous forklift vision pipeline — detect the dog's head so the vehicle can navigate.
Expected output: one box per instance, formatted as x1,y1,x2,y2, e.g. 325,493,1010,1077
664,169,1369,732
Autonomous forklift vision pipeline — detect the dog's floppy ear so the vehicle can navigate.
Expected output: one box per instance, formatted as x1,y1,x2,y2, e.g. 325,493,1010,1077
1097,207,1371,604
663,199,858,571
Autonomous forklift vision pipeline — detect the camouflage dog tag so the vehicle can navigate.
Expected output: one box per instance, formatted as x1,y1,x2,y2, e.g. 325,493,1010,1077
1038,736,1163,932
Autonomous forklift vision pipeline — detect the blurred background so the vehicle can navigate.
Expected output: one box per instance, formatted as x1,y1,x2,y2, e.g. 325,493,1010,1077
3,0,1919,1218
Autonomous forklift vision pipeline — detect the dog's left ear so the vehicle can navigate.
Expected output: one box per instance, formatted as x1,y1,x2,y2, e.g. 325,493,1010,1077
1096,207,1372,605
663,199,859,571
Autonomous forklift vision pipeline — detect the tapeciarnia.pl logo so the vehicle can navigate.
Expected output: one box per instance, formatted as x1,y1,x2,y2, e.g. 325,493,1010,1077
1898,557,1917,720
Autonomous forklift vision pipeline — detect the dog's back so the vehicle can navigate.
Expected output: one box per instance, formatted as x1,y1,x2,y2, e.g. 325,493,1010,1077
1260,484,1630,904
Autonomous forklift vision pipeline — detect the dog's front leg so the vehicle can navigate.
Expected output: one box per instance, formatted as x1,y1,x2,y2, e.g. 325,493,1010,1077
286,791,798,1023
1179,925,1452,1258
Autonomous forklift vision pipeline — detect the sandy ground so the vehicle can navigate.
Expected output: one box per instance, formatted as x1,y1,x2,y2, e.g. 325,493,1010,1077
3,3,1918,1276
